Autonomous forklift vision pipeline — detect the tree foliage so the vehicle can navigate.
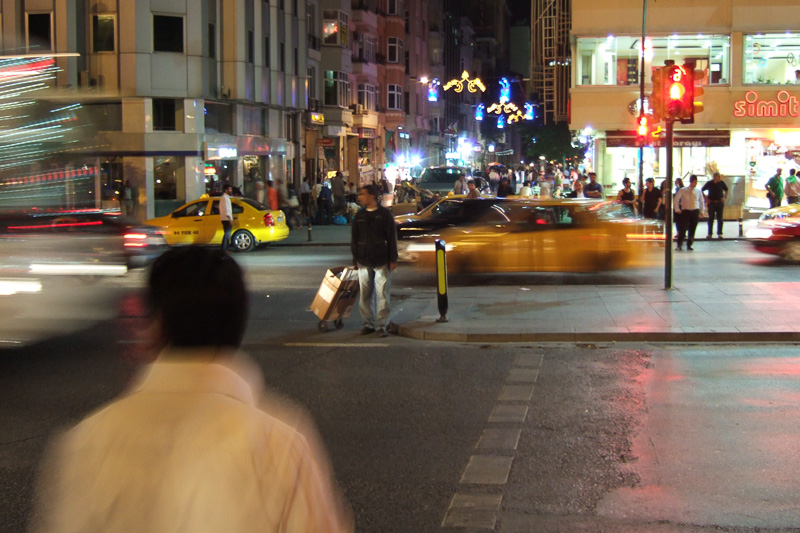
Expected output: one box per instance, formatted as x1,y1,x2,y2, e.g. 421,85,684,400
514,120,589,167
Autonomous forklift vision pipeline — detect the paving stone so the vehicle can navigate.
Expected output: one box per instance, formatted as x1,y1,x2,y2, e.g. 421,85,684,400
441,493,502,529
460,455,514,484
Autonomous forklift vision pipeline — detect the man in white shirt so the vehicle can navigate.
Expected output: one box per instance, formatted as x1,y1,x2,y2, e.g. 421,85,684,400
674,174,706,251
220,183,234,252
32,247,352,533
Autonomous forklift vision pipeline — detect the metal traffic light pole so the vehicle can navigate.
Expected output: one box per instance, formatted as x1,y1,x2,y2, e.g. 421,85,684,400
664,116,674,289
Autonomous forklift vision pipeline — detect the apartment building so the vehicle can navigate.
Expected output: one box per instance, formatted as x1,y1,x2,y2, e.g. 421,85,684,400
0,0,309,219
570,0,800,206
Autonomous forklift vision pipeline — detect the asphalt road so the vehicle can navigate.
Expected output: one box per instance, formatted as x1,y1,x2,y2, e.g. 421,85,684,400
2,241,800,532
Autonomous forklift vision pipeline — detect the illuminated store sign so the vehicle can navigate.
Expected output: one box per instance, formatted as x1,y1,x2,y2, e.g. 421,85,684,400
734,91,799,118
204,143,238,160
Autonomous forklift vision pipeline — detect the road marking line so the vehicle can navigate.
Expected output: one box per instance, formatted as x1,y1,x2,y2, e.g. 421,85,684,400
282,342,390,347
515,353,544,368
506,368,540,383
441,493,502,529
499,384,535,402
460,455,514,484
476,428,522,450
488,404,528,424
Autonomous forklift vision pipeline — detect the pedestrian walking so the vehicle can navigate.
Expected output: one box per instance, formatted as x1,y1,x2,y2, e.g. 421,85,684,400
351,184,398,338
220,183,234,252
488,167,500,194
331,171,346,214
766,169,783,208
496,177,513,198
674,174,705,251
641,178,662,219
266,180,279,211
31,246,353,533
701,172,728,239
454,173,468,195
300,177,312,219
318,181,333,224
785,169,800,204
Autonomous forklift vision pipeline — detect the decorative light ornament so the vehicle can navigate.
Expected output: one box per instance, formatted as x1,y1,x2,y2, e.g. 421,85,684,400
475,103,485,121
496,115,504,129
524,103,534,120
427,78,440,102
443,71,486,93
499,78,511,104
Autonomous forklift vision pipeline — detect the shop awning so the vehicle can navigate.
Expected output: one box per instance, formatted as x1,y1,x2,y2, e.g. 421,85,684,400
606,129,731,148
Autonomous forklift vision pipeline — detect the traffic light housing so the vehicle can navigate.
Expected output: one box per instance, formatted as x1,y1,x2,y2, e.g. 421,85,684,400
649,67,664,123
636,115,650,146
691,68,705,120
664,64,693,122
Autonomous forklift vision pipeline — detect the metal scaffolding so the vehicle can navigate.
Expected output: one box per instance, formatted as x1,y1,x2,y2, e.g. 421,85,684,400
532,0,571,124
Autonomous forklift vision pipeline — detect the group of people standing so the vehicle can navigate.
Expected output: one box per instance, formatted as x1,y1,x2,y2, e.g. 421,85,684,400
765,168,800,208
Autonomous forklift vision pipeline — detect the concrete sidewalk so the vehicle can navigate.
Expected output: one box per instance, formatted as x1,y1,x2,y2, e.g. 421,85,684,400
391,281,800,343
278,219,800,343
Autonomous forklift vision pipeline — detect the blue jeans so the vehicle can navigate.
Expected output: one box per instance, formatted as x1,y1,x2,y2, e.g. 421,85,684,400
221,221,232,252
357,263,392,329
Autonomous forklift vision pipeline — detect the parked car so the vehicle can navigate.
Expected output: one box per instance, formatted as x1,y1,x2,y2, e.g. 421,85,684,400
746,203,800,260
417,166,468,196
145,196,289,252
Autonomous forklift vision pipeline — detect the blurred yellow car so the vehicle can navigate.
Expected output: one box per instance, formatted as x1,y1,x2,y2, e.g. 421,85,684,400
405,199,660,273
145,196,289,252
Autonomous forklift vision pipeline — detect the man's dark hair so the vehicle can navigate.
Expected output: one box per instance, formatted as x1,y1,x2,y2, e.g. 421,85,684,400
362,184,380,198
148,246,248,348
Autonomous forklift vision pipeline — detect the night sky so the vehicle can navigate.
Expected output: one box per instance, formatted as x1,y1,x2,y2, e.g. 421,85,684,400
508,0,531,22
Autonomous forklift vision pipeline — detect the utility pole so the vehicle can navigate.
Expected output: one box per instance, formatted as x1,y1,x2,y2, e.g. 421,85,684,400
638,0,648,203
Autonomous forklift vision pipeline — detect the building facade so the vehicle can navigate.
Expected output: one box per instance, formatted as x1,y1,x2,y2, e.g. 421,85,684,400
0,0,309,219
570,0,800,207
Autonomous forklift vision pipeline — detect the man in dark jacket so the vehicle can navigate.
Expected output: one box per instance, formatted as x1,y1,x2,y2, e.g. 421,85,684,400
351,184,398,337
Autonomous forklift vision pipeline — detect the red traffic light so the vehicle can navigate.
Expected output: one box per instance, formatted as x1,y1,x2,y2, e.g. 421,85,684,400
637,116,649,137
664,64,693,122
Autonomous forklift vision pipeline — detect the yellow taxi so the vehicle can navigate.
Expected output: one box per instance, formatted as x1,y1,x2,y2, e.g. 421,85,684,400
405,198,661,273
145,195,289,252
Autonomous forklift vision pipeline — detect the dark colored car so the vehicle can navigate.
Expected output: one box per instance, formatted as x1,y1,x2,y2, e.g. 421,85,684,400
395,197,510,241
0,210,167,345
0,210,166,271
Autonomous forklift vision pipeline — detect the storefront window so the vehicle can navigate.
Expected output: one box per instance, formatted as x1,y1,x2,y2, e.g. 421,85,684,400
744,33,800,85
203,159,236,195
154,157,181,200
575,34,730,86
243,155,266,203
358,135,374,166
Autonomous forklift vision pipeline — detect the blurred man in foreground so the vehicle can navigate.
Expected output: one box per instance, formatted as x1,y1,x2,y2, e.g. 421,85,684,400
32,247,352,533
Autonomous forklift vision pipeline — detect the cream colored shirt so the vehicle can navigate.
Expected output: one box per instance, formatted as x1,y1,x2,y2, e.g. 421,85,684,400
674,186,706,214
33,351,352,533
220,192,233,222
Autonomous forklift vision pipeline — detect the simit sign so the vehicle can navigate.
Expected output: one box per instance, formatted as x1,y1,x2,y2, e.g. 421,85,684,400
733,90,799,118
